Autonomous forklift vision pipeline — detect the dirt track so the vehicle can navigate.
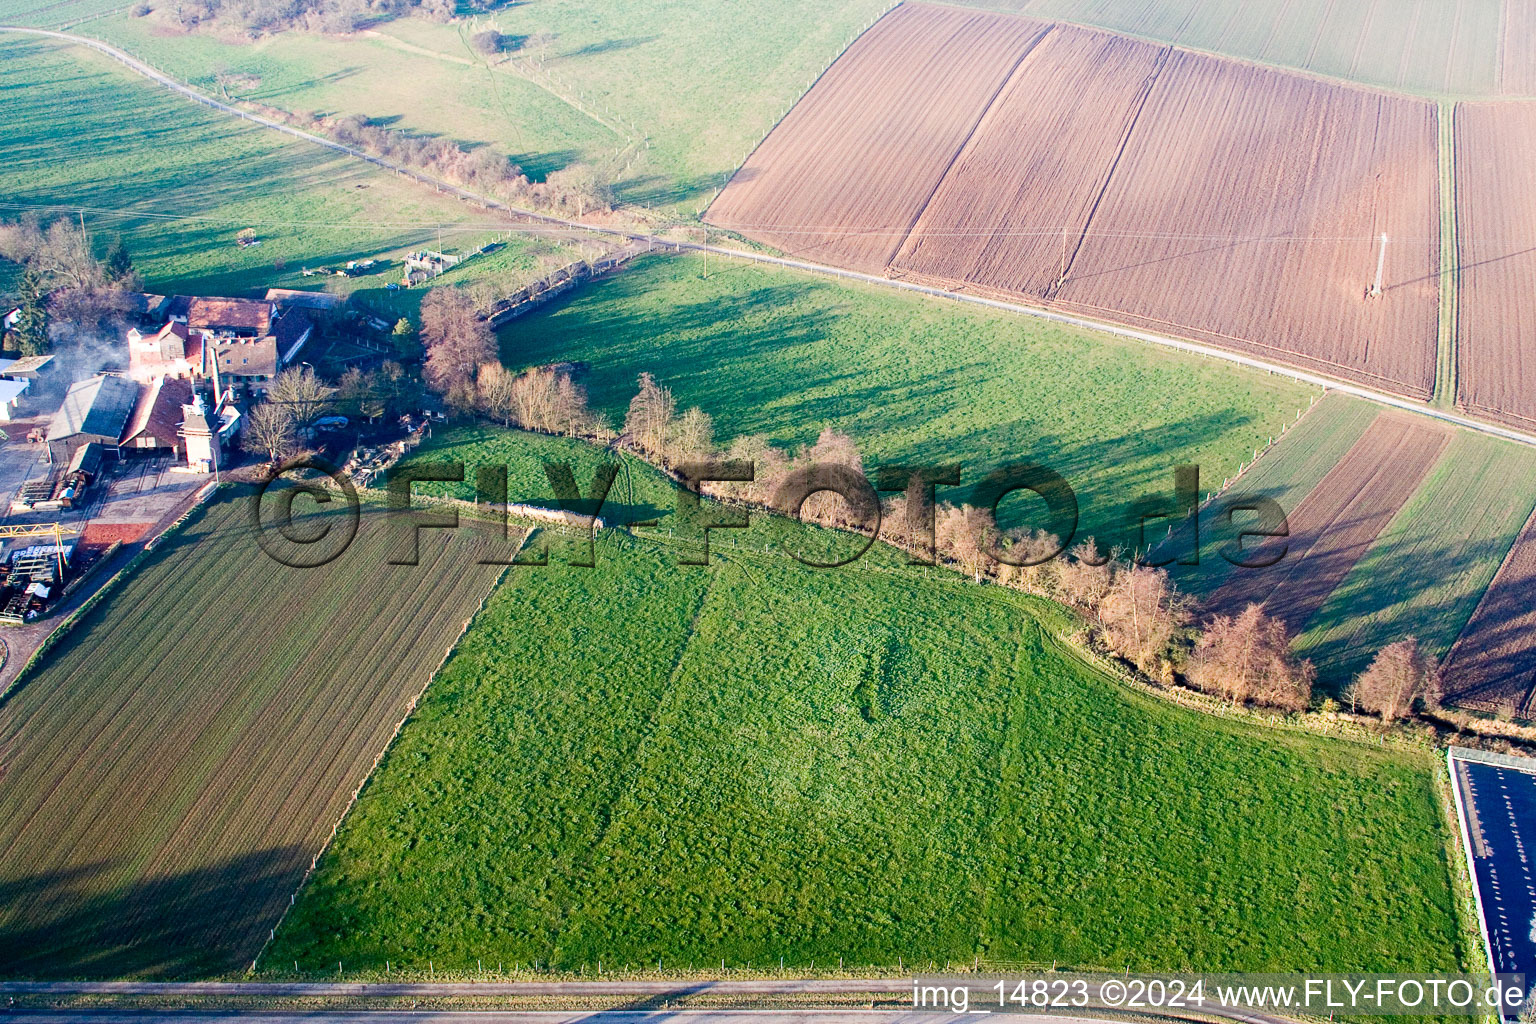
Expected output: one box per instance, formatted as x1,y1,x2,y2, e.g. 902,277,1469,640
1205,411,1450,635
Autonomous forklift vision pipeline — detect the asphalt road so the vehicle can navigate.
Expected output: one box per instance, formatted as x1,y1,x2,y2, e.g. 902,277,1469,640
0,1011,1013,1023
1459,760,1536,979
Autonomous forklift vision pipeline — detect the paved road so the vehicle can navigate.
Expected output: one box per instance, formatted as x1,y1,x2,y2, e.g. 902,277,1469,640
0,981,1300,1024
3,25,1536,452
0,1011,1011,1023
1455,757,1536,980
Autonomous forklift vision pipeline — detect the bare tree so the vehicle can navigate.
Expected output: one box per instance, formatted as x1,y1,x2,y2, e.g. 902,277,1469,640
715,433,786,504
670,407,714,462
935,503,995,581
476,361,518,426
546,163,611,218
1054,539,1115,613
243,402,299,466
1349,637,1434,722
420,288,495,400
1098,564,1192,675
624,372,675,459
1189,603,1314,712
265,365,329,436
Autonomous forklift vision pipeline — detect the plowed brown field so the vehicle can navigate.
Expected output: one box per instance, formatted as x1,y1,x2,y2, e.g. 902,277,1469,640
1048,51,1440,396
892,26,1170,297
1205,412,1450,636
1455,102,1536,430
1442,508,1536,715
0,491,511,977
703,3,1050,273
712,4,1442,398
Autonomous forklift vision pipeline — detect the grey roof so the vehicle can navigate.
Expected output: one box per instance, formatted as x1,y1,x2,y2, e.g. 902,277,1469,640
47,375,140,443
5,354,54,376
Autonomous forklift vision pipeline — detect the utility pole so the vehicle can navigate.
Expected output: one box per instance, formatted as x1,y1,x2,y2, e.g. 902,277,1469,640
1057,225,1069,289
1370,232,1388,298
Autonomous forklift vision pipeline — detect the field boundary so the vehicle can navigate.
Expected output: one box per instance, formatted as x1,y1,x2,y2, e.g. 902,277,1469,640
1435,100,1461,408
250,529,527,973
9,23,1536,452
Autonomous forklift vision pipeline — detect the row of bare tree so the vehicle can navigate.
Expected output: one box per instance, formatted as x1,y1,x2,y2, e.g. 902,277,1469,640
409,339,1441,724
607,370,1446,720
0,216,141,353
244,106,614,219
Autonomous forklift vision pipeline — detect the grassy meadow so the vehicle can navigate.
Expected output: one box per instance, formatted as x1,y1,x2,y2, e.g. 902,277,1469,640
0,34,554,296
73,14,623,183
0,488,511,977
54,0,895,212
496,253,1316,555
269,459,1466,974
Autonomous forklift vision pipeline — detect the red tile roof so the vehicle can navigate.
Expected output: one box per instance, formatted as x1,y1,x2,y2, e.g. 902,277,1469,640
186,297,273,334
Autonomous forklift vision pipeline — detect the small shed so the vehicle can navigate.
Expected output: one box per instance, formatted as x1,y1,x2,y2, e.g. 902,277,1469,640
4,354,55,383
68,441,105,482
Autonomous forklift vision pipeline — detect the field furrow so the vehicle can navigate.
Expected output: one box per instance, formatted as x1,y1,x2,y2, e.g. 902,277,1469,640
892,26,1170,297
1205,411,1451,635
1442,508,1536,715
703,3,1051,273
1454,102,1536,430
0,492,509,977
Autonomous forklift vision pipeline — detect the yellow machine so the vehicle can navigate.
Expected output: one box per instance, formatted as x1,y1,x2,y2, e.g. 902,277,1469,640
0,522,78,581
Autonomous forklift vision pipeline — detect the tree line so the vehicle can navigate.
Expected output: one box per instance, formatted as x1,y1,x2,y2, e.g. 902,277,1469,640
267,280,1442,725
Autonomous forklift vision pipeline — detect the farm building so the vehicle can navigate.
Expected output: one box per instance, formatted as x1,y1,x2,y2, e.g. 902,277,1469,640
127,296,313,392
4,354,56,386
127,321,199,381
120,376,194,456
188,297,313,391
122,293,170,326
45,374,139,465
179,391,240,474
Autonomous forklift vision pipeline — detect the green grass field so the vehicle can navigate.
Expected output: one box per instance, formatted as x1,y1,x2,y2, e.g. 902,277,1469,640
496,253,1315,555
956,0,1506,98
52,0,895,212
268,471,1465,974
1295,433,1536,685
0,487,511,977
389,424,676,516
0,34,552,296
0,0,123,28
73,14,623,183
